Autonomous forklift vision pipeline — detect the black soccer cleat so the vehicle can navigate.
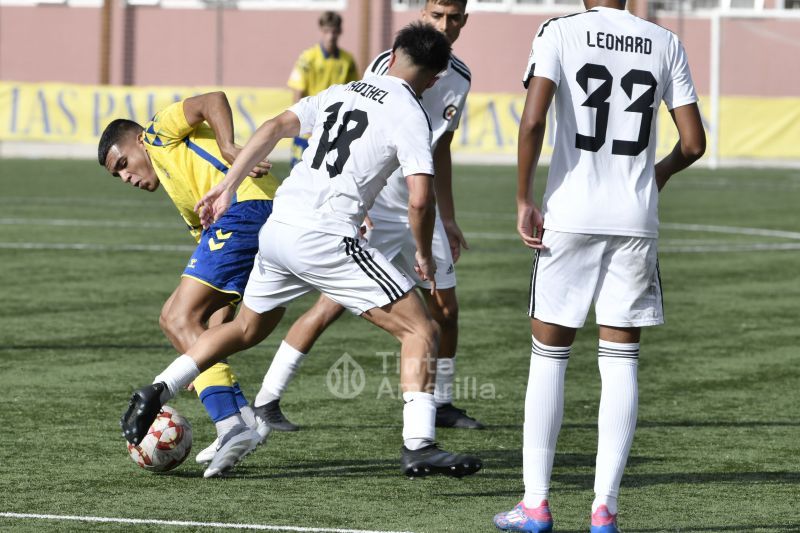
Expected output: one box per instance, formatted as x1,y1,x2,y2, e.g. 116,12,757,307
253,399,299,432
120,382,166,445
400,443,482,479
436,403,486,430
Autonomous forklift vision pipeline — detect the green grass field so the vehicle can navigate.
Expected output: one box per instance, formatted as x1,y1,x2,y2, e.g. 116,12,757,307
0,159,798,532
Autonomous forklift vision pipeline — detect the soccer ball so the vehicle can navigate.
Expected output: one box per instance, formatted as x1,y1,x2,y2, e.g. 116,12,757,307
127,405,192,472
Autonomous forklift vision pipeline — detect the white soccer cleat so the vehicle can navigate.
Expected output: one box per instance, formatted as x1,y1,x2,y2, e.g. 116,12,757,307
195,437,219,465
202,425,260,478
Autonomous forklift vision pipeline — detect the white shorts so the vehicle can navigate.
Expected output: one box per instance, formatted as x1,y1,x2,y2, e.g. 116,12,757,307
365,216,456,290
529,230,664,328
243,219,414,315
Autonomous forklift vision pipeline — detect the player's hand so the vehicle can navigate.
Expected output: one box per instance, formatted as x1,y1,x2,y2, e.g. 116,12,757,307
414,251,437,295
359,214,374,238
221,144,271,178
442,219,469,263
517,199,545,249
195,183,234,228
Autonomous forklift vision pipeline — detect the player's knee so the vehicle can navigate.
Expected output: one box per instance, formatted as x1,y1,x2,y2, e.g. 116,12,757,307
431,300,458,332
159,305,199,339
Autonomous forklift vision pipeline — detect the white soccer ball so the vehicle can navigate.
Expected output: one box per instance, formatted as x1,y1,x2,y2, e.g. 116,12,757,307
127,405,192,472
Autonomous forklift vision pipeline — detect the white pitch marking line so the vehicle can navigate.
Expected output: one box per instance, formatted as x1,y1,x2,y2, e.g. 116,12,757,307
0,512,419,533
0,242,194,252
0,217,181,230
3,217,800,241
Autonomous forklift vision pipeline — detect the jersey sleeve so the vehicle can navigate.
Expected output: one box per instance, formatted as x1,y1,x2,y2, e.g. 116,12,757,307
394,111,434,178
287,50,311,93
662,36,698,110
287,89,326,136
523,20,561,89
144,100,193,145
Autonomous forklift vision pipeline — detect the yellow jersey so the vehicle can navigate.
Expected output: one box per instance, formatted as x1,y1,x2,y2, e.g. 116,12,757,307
287,44,359,97
142,100,280,242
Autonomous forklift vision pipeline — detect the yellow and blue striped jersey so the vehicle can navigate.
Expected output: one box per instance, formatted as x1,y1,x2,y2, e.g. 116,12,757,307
287,44,359,97
142,100,280,242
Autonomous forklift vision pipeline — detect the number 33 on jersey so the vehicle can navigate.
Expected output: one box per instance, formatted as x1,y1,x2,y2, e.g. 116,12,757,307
523,6,698,238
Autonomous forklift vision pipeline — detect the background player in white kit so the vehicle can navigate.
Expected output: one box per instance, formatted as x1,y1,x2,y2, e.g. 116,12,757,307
493,0,705,531
251,0,483,434
120,22,483,480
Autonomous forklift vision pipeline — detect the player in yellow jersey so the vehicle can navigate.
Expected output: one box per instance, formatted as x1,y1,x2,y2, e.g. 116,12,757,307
287,10,359,168
98,91,280,478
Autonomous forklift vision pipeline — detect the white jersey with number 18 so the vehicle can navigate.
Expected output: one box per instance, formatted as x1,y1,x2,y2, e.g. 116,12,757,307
523,6,698,238
270,75,434,238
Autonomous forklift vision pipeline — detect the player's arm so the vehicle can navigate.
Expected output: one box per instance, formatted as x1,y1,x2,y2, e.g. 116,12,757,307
407,172,437,293
432,130,468,262
182,91,270,177
654,103,706,191
517,76,555,250
195,110,301,227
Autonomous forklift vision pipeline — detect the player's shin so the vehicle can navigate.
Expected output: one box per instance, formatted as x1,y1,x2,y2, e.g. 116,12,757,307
593,340,639,515
255,340,307,406
154,354,201,403
402,391,436,450
523,336,571,508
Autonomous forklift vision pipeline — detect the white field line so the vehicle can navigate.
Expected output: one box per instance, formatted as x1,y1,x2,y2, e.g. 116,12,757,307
0,242,194,252
0,512,419,533
1,217,799,254
0,217,181,230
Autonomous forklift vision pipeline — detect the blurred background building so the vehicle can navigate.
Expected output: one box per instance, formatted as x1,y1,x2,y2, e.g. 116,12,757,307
1,0,799,165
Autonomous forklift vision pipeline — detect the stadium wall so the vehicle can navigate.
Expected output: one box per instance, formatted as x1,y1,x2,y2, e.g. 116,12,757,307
1,4,799,164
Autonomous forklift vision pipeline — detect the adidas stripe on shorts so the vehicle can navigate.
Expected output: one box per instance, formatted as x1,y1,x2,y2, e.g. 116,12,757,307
242,219,414,315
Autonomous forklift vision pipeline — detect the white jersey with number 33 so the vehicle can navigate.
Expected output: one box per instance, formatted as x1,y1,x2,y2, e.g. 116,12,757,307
524,6,698,238
271,75,434,237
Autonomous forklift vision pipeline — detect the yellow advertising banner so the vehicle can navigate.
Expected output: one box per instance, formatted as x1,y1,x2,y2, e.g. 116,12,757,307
1,81,799,161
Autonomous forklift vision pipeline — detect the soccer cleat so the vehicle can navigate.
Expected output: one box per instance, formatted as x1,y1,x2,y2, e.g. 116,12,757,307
400,443,482,478
493,500,553,532
196,419,271,465
436,403,485,429
590,505,620,533
254,399,299,432
121,383,166,445
195,438,219,464
203,424,260,478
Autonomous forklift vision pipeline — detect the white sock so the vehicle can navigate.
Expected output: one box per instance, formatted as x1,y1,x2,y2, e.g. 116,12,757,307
402,391,436,450
255,341,307,407
433,357,455,407
153,355,200,403
239,404,257,429
523,336,571,508
592,339,639,516
214,413,246,438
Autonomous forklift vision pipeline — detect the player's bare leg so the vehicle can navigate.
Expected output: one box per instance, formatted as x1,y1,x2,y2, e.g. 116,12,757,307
422,287,484,429
254,294,347,431
160,278,268,464
121,304,285,475
362,290,482,478
592,325,640,530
